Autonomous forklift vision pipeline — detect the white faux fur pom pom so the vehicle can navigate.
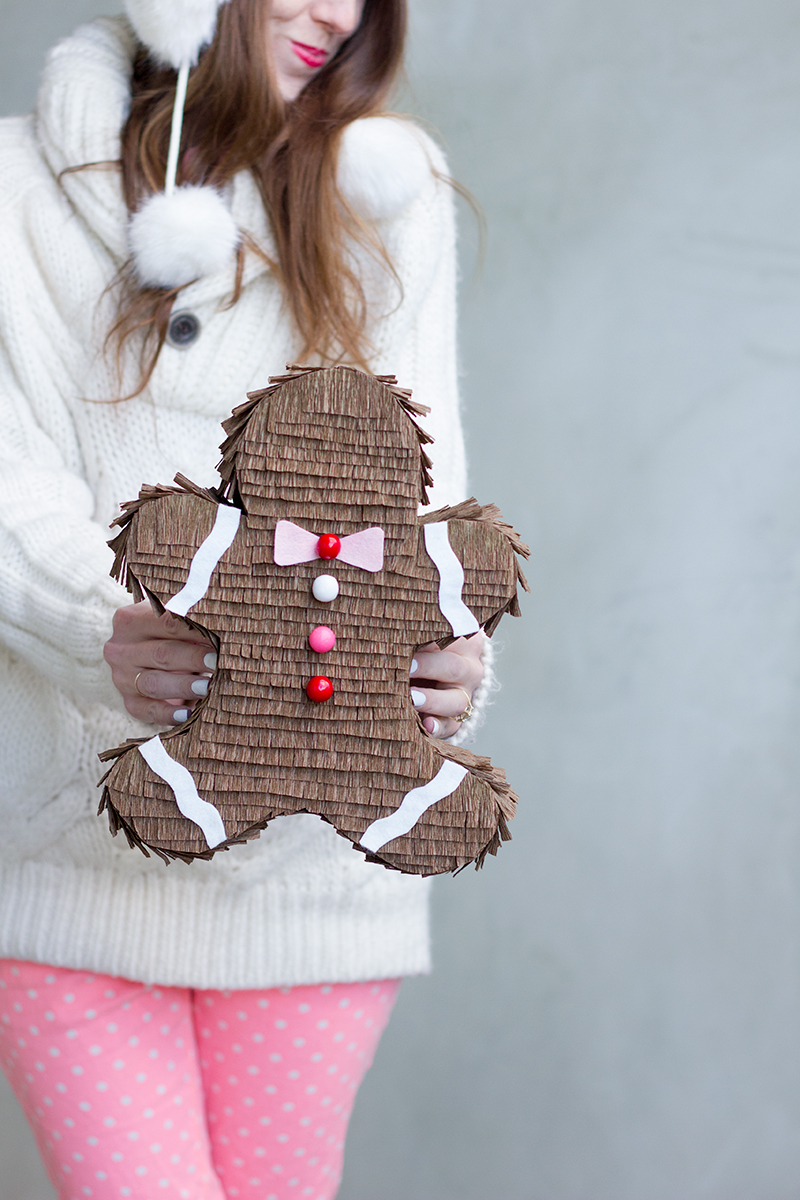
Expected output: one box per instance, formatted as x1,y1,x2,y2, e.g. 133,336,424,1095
124,0,227,68
129,186,238,289
338,118,433,221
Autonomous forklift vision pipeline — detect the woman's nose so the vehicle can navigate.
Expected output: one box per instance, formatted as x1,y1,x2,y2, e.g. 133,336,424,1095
311,0,363,38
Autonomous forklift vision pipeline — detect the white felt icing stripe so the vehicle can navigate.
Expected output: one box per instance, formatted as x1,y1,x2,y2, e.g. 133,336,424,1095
422,523,480,637
165,504,241,617
138,735,227,849
360,760,469,853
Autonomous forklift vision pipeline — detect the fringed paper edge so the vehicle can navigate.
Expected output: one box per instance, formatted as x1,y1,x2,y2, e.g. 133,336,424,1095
420,497,531,635
218,364,434,509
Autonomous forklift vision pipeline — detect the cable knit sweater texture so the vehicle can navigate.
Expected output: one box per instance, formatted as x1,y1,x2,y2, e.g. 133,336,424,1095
0,17,479,990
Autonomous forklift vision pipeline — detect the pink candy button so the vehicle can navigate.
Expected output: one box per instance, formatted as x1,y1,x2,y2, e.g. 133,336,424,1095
309,626,336,654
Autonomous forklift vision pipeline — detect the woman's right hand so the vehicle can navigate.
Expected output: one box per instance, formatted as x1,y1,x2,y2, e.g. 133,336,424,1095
103,601,217,725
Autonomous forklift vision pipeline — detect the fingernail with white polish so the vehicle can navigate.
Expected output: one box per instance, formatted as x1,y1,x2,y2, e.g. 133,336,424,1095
410,658,419,675
192,678,209,697
411,689,426,708
172,708,189,723
429,719,441,736
204,652,218,671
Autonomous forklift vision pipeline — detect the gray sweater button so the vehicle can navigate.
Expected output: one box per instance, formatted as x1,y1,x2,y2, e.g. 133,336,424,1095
167,311,200,348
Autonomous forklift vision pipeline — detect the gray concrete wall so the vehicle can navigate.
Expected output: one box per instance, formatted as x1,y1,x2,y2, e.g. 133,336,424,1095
4,1,800,1197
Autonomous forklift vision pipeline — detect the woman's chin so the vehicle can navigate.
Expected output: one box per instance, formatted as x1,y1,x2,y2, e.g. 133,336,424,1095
275,71,310,101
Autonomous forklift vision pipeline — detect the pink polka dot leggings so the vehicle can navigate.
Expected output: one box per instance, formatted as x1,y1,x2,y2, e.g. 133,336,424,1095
0,958,400,1200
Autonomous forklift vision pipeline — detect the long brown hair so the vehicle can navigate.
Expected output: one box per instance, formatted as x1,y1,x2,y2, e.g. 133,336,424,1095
114,0,406,396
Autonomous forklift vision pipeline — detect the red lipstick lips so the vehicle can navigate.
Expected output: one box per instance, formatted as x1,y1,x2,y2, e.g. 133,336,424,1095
291,40,329,69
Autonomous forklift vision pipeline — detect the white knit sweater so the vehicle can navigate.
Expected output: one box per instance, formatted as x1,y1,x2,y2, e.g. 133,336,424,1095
0,17,476,990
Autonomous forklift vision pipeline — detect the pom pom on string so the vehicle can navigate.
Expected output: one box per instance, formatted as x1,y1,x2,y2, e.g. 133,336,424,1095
126,55,238,290
338,118,433,221
129,186,239,289
124,0,228,68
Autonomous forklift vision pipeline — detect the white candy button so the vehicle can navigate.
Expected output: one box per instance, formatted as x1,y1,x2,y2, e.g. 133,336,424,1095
312,574,339,602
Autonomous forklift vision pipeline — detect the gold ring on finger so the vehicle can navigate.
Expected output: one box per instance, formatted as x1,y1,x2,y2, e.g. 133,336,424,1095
454,686,473,723
134,671,148,698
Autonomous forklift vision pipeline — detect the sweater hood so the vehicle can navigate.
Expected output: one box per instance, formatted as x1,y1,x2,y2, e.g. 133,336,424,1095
34,17,435,286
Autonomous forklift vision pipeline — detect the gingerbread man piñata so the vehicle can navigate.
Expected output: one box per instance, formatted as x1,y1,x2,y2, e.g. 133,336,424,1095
99,365,529,875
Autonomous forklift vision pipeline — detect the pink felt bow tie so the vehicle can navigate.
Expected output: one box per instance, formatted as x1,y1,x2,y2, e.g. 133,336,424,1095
273,520,385,573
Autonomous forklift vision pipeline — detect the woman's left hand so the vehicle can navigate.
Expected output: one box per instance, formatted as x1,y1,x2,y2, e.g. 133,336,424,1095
409,635,484,740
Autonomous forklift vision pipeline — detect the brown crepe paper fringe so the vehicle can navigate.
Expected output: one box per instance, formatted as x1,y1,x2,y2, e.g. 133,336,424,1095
100,365,529,875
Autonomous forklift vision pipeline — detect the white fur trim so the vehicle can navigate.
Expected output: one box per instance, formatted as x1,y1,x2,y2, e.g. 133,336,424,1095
124,0,228,68
129,186,238,288
338,118,433,221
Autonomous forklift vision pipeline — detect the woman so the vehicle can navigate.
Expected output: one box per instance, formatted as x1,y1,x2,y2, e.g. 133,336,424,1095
0,0,488,1195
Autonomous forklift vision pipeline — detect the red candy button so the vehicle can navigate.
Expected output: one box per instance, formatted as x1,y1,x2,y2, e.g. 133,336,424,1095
306,675,334,703
317,534,341,560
